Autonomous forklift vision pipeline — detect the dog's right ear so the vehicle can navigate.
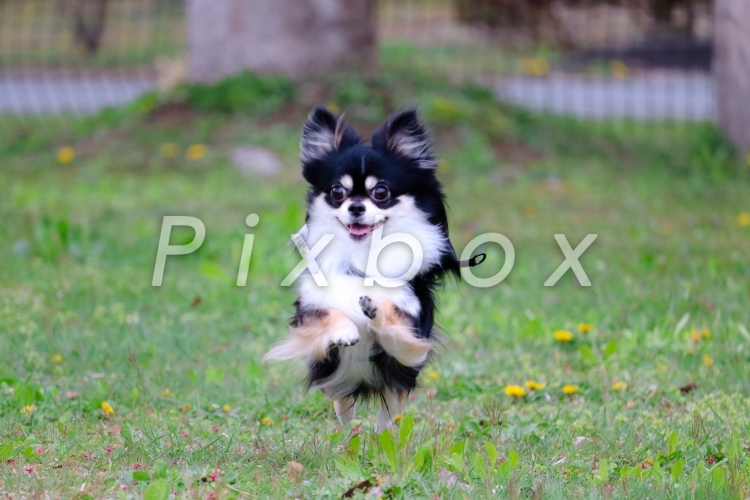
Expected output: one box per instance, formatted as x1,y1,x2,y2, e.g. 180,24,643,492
300,106,360,164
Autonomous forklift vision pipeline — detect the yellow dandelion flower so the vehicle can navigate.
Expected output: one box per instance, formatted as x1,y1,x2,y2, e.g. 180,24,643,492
690,329,701,343
610,59,629,78
701,329,711,339
646,457,654,465
261,416,273,426
159,388,174,398
181,405,191,412
425,371,439,381
57,146,75,164
20,405,36,415
504,385,526,398
577,323,594,334
524,380,545,391
160,143,179,158
101,401,115,415
562,384,579,395
611,381,627,392
703,355,714,368
394,414,403,422
222,404,231,412
554,330,573,342
52,354,63,363
656,364,667,373
738,213,750,227
185,144,206,161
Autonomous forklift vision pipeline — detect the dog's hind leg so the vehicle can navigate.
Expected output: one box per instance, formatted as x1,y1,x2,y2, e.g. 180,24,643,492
375,390,404,434
334,397,357,425
359,296,431,367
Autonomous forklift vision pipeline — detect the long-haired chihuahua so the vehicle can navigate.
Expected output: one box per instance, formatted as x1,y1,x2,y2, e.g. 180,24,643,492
264,106,474,433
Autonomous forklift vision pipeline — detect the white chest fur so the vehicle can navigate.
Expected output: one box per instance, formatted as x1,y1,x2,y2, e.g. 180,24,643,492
295,196,448,398
298,194,447,322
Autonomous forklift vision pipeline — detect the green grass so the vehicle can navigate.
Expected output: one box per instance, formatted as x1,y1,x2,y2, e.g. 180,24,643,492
381,40,547,79
1,70,750,498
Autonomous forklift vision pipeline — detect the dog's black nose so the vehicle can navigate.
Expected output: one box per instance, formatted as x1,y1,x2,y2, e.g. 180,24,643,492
348,203,365,216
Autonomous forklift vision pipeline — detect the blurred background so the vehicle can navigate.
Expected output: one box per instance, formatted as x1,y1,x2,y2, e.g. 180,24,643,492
0,0,728,122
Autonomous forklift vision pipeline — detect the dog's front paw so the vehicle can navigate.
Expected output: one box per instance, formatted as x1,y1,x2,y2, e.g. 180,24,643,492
359,296,378,320
330,324,360,347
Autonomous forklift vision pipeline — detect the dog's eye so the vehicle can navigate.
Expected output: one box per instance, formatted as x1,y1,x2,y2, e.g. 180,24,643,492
371,186,390,202
331,185,347,201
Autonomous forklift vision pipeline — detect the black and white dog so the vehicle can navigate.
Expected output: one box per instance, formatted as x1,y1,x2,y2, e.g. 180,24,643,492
264,106,476,433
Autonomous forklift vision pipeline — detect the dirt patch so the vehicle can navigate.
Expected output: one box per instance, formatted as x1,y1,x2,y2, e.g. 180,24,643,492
492,139,545,168
146,101,200,127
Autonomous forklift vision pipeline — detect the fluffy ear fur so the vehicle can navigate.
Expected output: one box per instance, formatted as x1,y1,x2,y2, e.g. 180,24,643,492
300,106,360,164
371,110,437,170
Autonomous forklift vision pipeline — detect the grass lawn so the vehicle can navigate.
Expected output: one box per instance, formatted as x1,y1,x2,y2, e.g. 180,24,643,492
1,71,750,498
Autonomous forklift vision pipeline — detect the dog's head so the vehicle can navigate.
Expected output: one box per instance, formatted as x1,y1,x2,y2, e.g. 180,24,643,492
300,106,447,244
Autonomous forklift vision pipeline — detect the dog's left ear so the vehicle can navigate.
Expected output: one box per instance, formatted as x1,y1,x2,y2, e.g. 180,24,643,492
371,110,436,171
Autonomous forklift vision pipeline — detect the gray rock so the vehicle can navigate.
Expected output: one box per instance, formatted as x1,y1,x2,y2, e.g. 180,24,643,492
230,146,283,177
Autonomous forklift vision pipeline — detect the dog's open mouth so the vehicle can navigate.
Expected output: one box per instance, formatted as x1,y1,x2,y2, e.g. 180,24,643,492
343,220,385,240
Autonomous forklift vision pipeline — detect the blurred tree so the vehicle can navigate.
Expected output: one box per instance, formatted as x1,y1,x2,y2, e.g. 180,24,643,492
454,0,619,45
649,0,705,35
188,0,376,82
650,0,680,24
714,0,750,156
455,0,712,42
72,0,109,55
454,0,524,28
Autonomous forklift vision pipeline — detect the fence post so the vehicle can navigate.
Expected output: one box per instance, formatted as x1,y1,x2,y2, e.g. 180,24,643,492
186,0,377,82
714,0,750,157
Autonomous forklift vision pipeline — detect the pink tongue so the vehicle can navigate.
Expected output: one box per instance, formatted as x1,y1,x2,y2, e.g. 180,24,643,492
349,224,371,236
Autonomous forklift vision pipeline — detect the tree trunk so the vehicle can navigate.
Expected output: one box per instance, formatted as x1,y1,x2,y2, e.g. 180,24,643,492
714,0,750,156
187,0,377,82
73,0,109,55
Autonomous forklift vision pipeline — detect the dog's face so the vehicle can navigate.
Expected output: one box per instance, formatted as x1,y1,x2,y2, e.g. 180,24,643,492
300,107,447,245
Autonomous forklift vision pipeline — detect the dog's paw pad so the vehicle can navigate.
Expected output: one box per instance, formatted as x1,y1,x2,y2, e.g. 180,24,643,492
359,296,378,319
331,332,360,347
